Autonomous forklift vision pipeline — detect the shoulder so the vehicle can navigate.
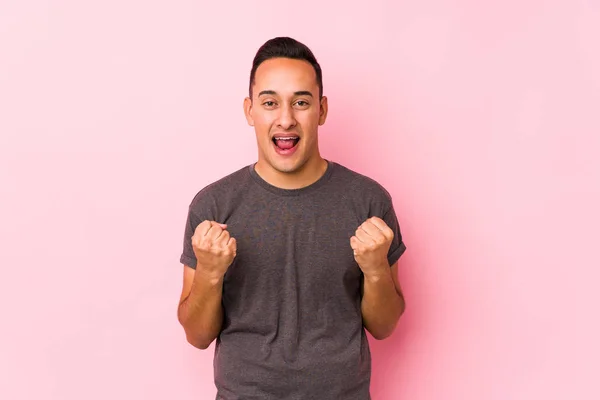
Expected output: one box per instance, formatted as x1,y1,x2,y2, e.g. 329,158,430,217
329,161,394,206
187,164,253,212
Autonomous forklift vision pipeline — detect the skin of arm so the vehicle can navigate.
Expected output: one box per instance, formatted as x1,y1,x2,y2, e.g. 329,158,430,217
177,265,225,349
360,261,405,339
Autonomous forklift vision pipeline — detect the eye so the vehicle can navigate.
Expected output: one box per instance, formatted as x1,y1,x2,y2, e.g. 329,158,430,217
295,100,309,107
263,101,276,108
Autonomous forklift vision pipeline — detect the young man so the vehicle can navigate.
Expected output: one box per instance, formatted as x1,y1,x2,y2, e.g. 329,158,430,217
177,37,407,400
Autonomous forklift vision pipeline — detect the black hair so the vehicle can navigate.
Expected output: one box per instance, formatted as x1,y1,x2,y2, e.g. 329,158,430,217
249,37,323,99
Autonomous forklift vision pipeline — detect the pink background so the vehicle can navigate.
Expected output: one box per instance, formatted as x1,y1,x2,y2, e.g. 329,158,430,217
1,1,599,399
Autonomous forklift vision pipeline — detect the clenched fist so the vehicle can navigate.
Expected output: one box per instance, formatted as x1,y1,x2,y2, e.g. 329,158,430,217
192,220,237,280
350,217,394,276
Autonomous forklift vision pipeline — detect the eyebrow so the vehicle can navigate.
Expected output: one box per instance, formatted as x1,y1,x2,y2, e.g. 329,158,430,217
258,90,314,97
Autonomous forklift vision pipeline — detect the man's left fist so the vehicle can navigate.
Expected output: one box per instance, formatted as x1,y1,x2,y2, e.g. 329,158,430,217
350,217,394,276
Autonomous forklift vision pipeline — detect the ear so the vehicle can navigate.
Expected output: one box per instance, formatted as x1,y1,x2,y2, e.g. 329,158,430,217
318,96,328,126
243,97,254,126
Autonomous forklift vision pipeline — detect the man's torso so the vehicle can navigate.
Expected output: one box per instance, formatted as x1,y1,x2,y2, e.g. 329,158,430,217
181,161,403,399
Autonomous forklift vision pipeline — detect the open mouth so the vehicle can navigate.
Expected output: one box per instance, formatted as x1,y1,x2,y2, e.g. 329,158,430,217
272,136,300,153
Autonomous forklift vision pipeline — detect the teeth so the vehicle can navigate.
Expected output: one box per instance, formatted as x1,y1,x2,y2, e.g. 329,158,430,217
275,137,297,140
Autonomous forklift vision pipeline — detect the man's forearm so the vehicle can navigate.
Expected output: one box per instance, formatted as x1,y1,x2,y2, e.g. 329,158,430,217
178,271,224,349
361,265,405,340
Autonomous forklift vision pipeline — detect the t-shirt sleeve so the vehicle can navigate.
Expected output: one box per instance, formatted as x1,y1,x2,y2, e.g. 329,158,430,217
382,203,406,267
180,206,201,269
180,188,218,269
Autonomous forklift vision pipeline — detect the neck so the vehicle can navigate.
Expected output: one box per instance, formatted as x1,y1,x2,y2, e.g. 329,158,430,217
254,156,328,190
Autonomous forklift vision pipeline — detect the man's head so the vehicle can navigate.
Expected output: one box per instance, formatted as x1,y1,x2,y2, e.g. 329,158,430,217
248,37,323,100
244,37,328,180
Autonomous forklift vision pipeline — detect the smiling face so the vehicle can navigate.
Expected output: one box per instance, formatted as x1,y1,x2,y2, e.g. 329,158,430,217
244,57,328,186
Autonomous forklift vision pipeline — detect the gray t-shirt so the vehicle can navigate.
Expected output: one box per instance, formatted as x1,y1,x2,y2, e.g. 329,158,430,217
180,160,406,400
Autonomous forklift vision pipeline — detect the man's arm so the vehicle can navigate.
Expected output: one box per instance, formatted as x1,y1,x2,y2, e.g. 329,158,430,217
351,216,406,340
360,261,405,340
177,220,237,350
177,264,224,349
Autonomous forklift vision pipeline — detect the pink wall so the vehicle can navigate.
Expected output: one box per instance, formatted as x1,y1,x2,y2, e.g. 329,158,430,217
1,1,599,399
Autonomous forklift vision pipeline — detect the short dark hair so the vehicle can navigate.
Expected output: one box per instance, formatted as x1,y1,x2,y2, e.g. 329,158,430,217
249,37,323,99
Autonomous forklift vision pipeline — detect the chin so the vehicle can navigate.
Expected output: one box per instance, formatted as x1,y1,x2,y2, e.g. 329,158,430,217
271,158,306,174
273,162,302,174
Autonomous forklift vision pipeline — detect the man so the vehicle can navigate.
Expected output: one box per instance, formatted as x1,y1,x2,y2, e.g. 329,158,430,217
178,37,407,400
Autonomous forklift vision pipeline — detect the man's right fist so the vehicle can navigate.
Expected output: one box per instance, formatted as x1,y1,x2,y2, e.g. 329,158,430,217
191,220,237,280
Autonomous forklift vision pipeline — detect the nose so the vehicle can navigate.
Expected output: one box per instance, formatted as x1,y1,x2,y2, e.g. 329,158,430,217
277,104,296,130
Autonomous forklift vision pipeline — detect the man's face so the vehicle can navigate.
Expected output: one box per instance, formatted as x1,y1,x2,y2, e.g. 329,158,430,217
244,57,328,175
